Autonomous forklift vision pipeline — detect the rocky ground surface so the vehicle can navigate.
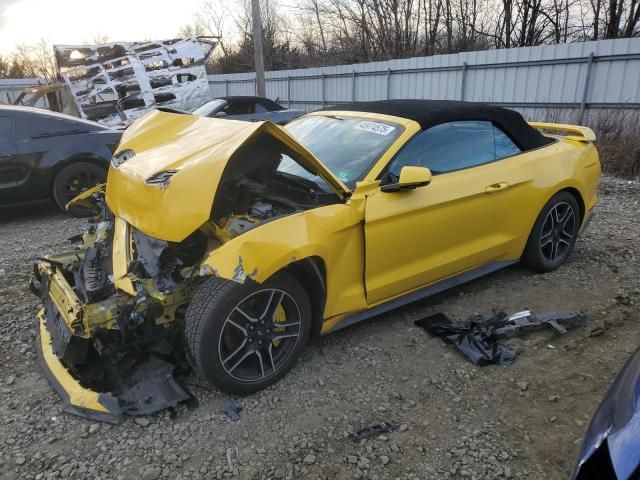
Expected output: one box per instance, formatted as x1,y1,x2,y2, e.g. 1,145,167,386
0,176,638,480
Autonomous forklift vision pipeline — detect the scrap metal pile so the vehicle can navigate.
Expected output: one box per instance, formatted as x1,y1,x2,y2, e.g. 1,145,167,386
54,37,217,126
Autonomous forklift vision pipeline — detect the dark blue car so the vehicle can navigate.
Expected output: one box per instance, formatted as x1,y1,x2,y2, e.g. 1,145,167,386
572,347,640,479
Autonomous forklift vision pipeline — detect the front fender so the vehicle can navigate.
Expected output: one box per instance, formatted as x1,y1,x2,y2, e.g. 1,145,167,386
198,203,367,319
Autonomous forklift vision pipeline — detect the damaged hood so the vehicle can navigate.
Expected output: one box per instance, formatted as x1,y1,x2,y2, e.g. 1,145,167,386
106,109,349,242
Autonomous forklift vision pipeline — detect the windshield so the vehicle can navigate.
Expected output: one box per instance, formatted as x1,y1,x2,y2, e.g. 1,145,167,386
193,99,227,117
282,115,402,187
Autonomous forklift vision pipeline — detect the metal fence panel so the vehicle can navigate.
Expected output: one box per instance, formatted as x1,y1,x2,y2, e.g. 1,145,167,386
0,78,42,105
208,38,640,123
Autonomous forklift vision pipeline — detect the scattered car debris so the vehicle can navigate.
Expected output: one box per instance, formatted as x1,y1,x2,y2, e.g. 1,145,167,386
110,357,192,416
226,446,238,469
350,421,399,442
492,310,586,337
415,310,586,366
223,401,242,421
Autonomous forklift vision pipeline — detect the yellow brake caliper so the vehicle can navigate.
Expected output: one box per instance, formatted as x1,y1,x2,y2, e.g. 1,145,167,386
272,304,286,347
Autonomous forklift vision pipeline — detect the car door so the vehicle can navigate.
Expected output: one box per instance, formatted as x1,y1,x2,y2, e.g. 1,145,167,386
364,121,522,304
0,114,21,204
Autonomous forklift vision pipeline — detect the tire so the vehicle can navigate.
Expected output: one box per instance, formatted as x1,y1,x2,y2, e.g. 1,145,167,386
521,191,581,272
185,272,312,395
52,162,107,217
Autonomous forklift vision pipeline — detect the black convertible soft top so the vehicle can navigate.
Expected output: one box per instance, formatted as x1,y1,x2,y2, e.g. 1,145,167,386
320,100,553,151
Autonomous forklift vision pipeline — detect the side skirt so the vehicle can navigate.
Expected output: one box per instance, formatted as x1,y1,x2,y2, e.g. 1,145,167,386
324,260,517,334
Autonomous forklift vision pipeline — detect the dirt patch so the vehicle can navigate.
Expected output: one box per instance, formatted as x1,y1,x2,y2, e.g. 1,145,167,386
0,177,638,480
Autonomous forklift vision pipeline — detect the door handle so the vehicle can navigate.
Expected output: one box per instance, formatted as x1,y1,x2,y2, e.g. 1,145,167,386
485,182,509,193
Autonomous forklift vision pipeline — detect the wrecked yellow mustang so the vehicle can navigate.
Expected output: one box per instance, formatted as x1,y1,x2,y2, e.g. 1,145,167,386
31,100,601,422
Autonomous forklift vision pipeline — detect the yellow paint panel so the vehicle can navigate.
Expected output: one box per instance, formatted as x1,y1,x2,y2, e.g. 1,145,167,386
528,122,596,142
200,203,368,318
65,183,105,211
364,159,518,303
112,217,135,295
107,110,349,243
37,311,110,414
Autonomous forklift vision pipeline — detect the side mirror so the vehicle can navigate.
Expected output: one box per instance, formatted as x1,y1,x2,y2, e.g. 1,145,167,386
381,166,432,192
214,111,227,117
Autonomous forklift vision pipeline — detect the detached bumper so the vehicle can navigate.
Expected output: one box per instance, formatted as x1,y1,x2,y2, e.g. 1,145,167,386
34,258,192,423
37,309,123,424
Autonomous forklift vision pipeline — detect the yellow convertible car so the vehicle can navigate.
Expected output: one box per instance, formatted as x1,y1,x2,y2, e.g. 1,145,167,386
31,100,600,422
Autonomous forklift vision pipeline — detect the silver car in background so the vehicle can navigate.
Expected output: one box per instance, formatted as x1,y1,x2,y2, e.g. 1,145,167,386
193,96,305,124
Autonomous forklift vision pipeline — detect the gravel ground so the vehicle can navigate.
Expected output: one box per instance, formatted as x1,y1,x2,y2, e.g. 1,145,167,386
0,176,639,480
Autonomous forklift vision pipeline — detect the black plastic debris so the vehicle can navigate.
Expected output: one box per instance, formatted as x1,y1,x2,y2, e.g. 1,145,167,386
415,309,586,366
223,401,242,421
112,357,192,415
350,421,398,442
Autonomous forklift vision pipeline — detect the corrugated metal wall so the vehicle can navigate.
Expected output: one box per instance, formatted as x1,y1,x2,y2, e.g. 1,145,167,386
0,78,43,105
208,38,640,123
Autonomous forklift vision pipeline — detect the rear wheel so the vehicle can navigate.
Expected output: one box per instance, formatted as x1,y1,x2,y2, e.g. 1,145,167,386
52,162,106,217
522,191,580,272
185,272,311,395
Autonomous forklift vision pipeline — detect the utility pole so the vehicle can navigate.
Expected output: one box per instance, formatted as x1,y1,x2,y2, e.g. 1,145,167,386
251,0,266,97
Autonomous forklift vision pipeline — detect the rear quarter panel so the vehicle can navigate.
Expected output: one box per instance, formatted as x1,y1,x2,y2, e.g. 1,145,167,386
501,137,600,259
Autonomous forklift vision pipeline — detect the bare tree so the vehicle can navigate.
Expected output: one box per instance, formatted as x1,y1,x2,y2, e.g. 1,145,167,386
11,39,56,81
170,0,638,75
90,32,111,44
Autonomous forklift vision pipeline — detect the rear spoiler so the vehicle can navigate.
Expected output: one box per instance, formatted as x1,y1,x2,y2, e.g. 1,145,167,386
528,122,596,143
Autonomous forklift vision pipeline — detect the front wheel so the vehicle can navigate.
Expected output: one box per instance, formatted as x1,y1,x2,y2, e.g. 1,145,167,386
52,162,106,217
521,191,581,272
185,272,312,395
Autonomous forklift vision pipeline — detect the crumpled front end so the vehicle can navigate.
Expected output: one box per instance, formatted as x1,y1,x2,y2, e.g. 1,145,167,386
31,187,201,423
32,110,346,422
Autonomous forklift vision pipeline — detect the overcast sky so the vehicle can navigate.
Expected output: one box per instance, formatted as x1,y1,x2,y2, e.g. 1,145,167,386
0,0,206,54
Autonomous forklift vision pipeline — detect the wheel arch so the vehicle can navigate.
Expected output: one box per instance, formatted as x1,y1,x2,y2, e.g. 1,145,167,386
49,155,109,197
201,253,329,338
46,131,114,197
528,182,587,234
521,182,587,258
279,256,327,338
559,186,585,223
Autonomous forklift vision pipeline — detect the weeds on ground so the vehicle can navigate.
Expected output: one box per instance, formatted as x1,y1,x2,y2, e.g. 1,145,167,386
589,110,640,179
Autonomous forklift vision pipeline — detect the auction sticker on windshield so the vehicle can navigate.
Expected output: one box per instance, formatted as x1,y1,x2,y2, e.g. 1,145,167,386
354,121,396,136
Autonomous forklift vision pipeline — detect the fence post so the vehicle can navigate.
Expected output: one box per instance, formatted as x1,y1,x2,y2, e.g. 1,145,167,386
579,53,595,125
460,62,468,101
386,68,392,99
287,76,292,108
225,79,229,96
352,70,356,102
321,73,326,107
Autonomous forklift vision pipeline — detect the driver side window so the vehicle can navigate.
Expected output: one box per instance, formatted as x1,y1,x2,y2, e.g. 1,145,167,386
384,121,520,181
